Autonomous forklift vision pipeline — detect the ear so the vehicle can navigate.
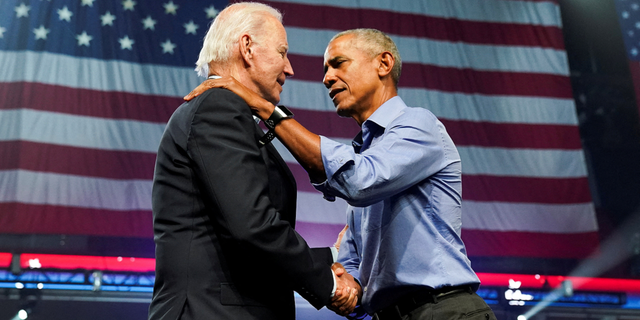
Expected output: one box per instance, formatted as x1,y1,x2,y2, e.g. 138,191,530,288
239,34,254,66
377,52,394,78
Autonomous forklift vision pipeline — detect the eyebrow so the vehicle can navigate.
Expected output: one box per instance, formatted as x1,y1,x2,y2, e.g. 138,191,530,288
323,55,346,74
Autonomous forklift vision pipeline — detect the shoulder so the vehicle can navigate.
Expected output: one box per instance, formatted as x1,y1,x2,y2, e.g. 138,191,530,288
189,88,251,116
190,88,248,108
392,105,440,128
180,88,257,137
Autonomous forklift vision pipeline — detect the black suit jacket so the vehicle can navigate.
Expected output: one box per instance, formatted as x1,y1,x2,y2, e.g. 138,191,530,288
148,88,334,320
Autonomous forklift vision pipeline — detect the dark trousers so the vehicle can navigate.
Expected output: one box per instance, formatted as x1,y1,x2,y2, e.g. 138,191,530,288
404,291,496,320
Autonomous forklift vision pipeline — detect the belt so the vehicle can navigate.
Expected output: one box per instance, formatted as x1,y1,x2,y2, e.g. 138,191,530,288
372,285,473,320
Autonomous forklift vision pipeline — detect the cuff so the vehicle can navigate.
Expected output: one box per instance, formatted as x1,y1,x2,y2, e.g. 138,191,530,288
330,269,337,298
330,246,338,262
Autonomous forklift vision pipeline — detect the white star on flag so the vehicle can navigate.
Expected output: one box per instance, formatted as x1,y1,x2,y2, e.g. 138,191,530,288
164,1,179,15
76,31,92,47
184,20,199,35
100,12,116,26
205,6,218,19
161,39,176,54
122,0,136,11
57,6,73,22
0,26,6,38
119,36,135,50
142,16,157,30
33,25,50,40
81,0,95,7
15,3,30,18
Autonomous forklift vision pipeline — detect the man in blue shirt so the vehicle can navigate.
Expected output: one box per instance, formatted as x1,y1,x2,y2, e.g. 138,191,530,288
186,28,496,320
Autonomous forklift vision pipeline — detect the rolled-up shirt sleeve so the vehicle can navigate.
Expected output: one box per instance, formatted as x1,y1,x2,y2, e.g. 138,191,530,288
313,107,453,207
312,135,357,202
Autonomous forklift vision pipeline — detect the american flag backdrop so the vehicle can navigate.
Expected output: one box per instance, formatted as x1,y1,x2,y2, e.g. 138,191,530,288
616,0,640,121
0,0,598,259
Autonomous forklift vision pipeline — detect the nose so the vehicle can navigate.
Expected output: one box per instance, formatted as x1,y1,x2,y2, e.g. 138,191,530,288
323,68,336,89
284,56,294,77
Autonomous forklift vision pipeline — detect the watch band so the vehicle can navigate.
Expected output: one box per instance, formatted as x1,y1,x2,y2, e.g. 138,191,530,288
264,105,294,130
258,129,277,147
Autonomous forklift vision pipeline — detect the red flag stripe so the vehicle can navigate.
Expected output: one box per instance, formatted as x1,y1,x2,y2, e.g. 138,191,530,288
1,82,581,149
292,221,598,258
288,54,573,98
288,163,592,204
462,229,599,258
297,109,583,149
0,141,155,179
0,134,588,181
0,203,153,237
262,1,565,49
0,82,179,123
441,119,583,149
462,175,592,203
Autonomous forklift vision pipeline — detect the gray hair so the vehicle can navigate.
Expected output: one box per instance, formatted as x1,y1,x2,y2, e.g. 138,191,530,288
195,2,283,77
330,28,402,85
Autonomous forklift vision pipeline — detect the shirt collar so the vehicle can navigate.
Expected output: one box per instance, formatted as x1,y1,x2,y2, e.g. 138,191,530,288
351,96,406,153
362,96,405,130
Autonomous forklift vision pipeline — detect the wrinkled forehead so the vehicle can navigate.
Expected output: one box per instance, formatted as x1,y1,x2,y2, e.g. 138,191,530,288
323,35,353,63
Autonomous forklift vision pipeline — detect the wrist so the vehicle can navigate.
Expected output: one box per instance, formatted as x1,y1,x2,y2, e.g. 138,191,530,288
258,101,275,120
264,105,294,130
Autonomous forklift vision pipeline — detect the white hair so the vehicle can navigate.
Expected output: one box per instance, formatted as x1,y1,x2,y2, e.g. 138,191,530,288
194,2,282,77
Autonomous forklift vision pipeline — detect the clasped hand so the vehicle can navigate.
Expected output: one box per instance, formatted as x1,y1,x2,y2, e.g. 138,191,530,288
330,262,362,316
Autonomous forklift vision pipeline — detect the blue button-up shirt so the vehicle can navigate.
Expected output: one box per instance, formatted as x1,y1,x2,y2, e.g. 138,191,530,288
315,96,479,314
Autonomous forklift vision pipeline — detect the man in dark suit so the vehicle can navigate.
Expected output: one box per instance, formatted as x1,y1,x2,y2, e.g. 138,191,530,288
148,3,358,320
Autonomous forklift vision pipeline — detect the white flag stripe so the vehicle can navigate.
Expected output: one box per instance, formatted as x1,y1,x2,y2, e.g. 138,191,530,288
271,0,563,27
0,109,165,152
0,170,152,211
0,109,585,178
0,168,595,234
295,193,597,234
272,137,588,178
286,27,569,75
458,146,588,177
296,191,349,224
1,51,577,126
282,80,579,125
461,200,598,233
0,50,201,98
1,39,569,103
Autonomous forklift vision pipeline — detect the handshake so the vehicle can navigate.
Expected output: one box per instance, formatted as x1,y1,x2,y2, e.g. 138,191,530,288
329,262,362,316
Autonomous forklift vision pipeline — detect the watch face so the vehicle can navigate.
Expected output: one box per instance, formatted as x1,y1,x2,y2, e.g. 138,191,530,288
265,106,294,129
